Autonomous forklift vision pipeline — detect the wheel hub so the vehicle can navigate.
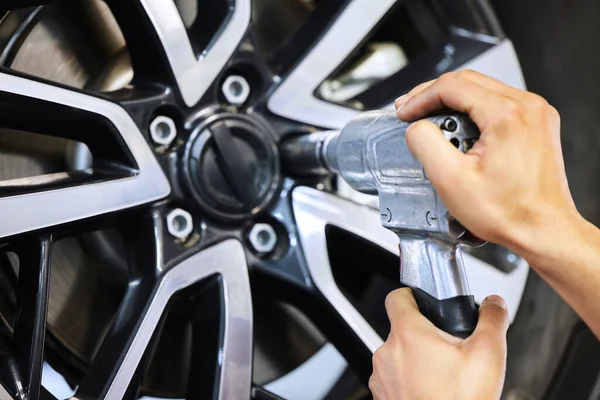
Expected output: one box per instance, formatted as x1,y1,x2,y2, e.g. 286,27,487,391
182,112,281,221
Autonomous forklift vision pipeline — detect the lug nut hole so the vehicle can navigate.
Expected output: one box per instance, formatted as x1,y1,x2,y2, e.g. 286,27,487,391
172,215,188,232
155,121,172,139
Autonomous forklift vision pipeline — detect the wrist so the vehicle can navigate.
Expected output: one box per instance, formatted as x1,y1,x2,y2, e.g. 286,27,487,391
505,207,587,272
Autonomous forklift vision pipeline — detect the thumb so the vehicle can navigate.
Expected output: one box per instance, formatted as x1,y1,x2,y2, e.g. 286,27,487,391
469,295,510,348
404,120,466,189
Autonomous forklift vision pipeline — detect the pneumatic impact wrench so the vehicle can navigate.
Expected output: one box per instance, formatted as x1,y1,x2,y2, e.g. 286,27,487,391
282,110,483,338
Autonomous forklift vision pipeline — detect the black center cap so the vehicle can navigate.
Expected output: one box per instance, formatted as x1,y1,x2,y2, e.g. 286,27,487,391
183,113,281,221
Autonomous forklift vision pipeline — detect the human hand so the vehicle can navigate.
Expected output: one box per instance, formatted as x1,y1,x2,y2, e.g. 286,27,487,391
369,288,509,400
395,70,579,259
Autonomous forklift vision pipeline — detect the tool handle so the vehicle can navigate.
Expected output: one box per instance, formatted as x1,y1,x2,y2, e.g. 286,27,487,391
398,236,478,338
412,288,478,339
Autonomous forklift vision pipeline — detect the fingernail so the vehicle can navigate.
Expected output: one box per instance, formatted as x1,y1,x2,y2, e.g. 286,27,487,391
394,95,407,109
482,295,507,310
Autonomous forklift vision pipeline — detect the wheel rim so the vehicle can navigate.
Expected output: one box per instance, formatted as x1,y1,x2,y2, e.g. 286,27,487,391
0,1,529,399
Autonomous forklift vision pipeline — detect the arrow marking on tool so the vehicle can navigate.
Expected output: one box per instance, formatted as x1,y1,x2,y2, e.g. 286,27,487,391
381,208,392,223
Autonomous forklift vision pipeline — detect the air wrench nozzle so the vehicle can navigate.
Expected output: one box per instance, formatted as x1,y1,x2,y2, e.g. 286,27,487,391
282,110,483,338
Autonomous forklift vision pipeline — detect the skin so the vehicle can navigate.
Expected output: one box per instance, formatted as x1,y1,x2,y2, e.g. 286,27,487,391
370,69,600,399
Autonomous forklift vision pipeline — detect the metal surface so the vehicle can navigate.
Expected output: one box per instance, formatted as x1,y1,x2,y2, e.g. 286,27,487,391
149,115,177,146
292,187,390,354
292,110,481,299
248,223,277,254
280,130,338,177
268,0,396,127
270,36,525,128
139,0,251,106
102,239,253,400
8,237,52,400
222,75,251,105
325,111,479,240
0,72,170,239
165,208,194,241
399,236,470,299
264,344,346,400
291,186,527,320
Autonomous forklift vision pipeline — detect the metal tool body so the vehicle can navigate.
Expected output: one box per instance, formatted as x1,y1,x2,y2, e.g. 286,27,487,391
282,110,482,338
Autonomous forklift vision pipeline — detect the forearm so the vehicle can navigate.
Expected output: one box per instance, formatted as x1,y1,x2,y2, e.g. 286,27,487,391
515,212,600,338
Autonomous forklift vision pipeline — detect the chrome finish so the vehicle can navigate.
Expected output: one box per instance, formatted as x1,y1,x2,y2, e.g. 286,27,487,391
248,223,277,254
269,35,526,128
149,115,177,146
140,0,251,107
300,110,481,299
166,208,193,241
103,239,253,400
0,72,171,239
292,187,528,321
325,111,480,241
399,236,470,299
222,75,251,105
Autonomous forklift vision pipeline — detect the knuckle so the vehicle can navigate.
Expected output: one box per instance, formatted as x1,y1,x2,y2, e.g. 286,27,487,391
528,94,550,112
368,375,379,395
368,376,375,390
438,72,458,86
456,69,477,79
390,319,417,342
502,98,524,119
372,346,384,366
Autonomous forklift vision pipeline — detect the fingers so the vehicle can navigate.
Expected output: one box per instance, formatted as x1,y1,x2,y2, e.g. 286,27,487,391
396,70,526,129
450,69,523,97
384,288,421,327
469,295,510,348
397,73,505,126
395,79,435,109
405,120,466,189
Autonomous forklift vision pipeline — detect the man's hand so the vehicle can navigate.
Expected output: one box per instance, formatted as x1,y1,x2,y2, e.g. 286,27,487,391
395,70,577,259
369,288,509,400
394,70,600,340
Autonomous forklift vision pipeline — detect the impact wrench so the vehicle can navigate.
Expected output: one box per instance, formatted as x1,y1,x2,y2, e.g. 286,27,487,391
281,110,483,338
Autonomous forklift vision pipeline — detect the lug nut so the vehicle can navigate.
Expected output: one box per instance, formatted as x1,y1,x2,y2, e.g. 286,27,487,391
248,223,277,254
166,208,194,241
150,115,177,146
222,75,251,105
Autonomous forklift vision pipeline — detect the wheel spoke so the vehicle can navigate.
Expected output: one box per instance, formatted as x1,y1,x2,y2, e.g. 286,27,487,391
108,0,251,107
0,236,52,400
74,227,253,400
292,187,391,354
0,71,170,239
268,0,525,129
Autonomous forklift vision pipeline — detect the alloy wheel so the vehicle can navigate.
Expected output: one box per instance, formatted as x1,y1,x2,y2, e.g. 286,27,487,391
0,1,529,399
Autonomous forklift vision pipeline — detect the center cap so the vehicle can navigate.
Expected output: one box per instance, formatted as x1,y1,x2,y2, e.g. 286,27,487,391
183,113,281,221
